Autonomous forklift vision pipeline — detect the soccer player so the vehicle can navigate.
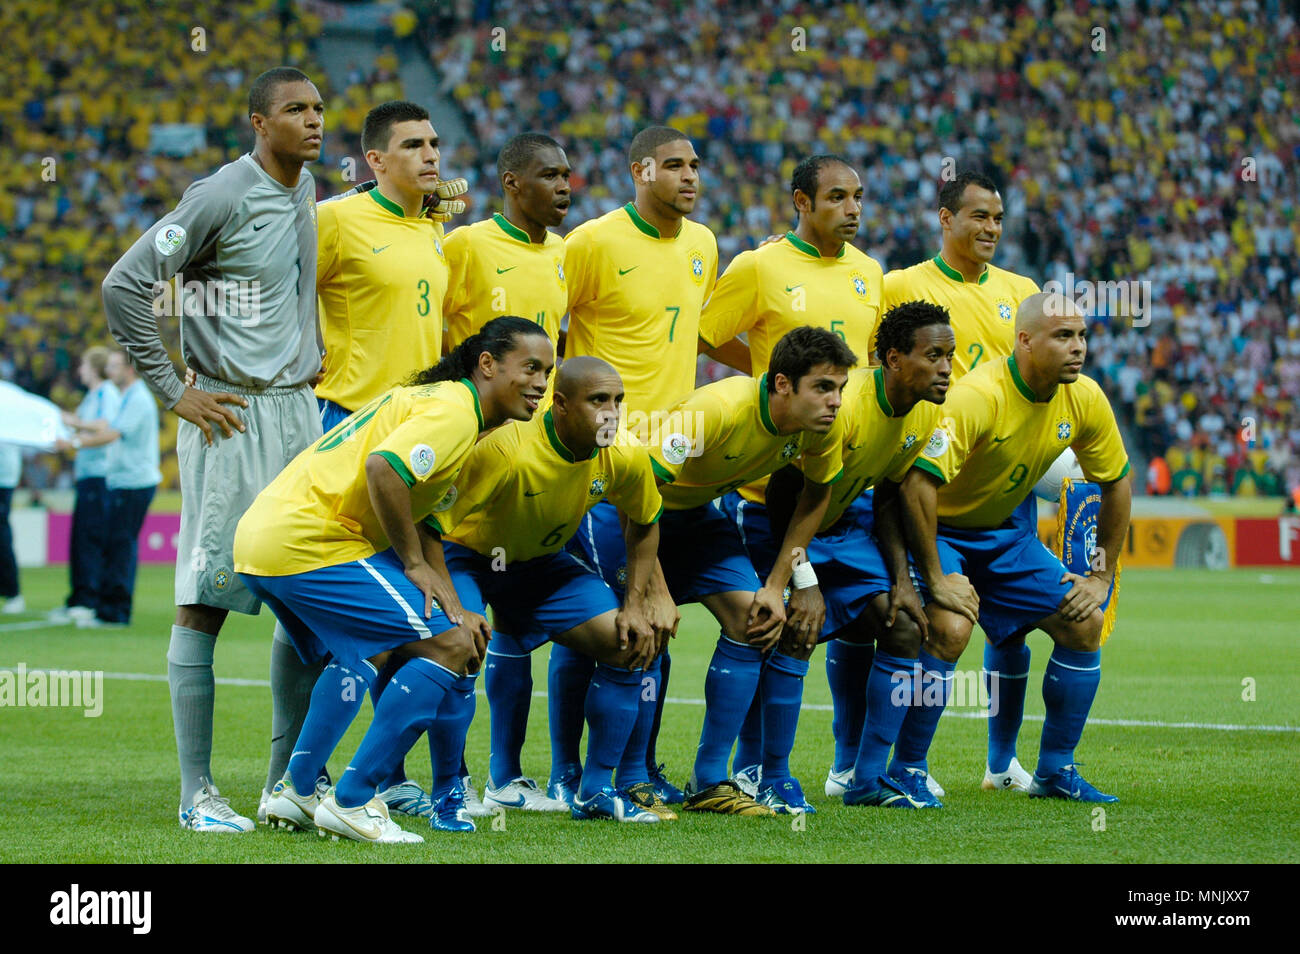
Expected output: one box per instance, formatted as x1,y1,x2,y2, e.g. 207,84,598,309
315,100,453,433
0,443,19,614
586,327,856,815
870,170,1043,796
550,125,717,805
440,133,574,813
311,100,473,818
443,132,571,348
434,355,675,822
737,303,952,812
697,153,885,800
895,292,1131,804
103,67,326,833
246,317,553,842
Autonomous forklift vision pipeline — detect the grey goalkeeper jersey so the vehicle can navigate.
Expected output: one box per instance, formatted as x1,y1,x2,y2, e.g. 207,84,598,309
102,154,321,408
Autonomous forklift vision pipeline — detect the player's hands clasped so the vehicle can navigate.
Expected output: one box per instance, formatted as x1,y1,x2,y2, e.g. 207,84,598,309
782,584,826,654
404,561,465,625
1058,572,1109,622
928,572,979,623
885,579,930,639
615,599,659,670
746,584,788,651
173,385,248,446
457,609,492,674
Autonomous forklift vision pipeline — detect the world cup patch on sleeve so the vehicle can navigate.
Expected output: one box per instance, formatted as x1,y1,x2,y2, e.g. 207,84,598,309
923,428,950,458
155,224,187,257
410,444,436,477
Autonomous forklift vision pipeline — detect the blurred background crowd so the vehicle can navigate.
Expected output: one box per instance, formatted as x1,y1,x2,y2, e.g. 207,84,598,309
3,0,1297,499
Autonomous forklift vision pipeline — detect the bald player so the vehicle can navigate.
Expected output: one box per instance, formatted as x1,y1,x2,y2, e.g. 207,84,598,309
867,170,1044,797
894,293,1131,804
434,356,675,823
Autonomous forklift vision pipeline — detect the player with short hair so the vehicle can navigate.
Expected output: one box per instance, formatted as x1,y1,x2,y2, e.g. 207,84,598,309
246,317,553,842
549,125,717,806
439,133,574,813
698,153,886,802
866,169,1045,797
586,326,856,815
102,66,325,833
315,100,456,432
433,355,674,822
443,132,571,348
895,292,1131,805
737,303,952,812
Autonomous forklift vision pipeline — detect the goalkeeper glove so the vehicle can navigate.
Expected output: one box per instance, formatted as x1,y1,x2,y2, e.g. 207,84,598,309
422,176,468,222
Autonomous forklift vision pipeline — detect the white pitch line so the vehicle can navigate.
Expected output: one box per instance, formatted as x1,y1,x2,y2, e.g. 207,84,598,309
3,666,1295,733
0,619,73,633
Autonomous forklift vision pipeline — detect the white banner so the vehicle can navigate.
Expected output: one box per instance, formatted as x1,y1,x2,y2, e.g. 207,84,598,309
0,381,71,450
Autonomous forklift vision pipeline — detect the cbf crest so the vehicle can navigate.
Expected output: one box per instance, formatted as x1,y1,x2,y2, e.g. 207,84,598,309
555,258,567,288
997,300,1013,322
688,248,706,285
1056,418,1073,443
589,474,608,498
849,270,870,300
781,438,799,460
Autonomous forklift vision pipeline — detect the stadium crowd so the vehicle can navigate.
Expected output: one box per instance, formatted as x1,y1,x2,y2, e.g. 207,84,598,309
2,0,1298,500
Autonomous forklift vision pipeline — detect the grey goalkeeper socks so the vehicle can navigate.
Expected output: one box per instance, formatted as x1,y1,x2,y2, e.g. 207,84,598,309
167,624,217,807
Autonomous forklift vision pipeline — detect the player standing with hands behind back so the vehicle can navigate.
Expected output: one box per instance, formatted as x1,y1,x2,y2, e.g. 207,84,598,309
103,67,326,833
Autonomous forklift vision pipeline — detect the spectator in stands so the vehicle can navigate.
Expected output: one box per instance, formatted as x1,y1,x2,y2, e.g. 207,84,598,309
0,443,22,614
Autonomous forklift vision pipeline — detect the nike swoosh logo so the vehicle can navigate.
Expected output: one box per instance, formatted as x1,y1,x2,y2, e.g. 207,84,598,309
723,453,741,460
846,443,861,452
618,266,638,275
496,266,517,274
524,490,544,497
372,245,391,254
991,436,1010,444
252,222,268,231
785,284,802,292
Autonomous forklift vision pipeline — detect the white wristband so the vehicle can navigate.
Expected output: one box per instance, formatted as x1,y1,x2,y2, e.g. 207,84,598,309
791,560,818,590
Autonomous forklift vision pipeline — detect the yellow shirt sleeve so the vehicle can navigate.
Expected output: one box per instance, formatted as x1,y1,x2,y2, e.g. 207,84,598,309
648,389,725,484
698,250,759,348
564,226,597,314
1074,381,1130,483
428,436,511,533
370,405,474,488
885,403,940,482
605,444,664,525
798,414,847,485
912,384,992,484
441,225,471,337
317,201,341,287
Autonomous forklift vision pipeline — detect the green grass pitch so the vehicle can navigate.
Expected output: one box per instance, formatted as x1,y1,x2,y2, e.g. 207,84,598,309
1,566,1297,863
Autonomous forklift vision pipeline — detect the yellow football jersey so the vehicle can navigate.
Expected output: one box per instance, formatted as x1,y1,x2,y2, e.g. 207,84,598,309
437,409,663,563
881,255,1039,379
233,379,484,576
911,356,1129,530
442,213,568,347
649,374,844,511
316,189,449,411
565,203,718,431
699,232,882,376
804,367,942,531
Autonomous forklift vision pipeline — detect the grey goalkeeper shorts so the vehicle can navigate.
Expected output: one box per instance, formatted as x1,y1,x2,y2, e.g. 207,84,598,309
175,373,323,614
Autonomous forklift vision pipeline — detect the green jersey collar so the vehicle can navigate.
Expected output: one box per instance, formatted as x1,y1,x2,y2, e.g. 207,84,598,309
492,212,535,244
459,378,485,429
933,253,989,285
758,374,779,435
543,409,597,462
368,187,407,219
624,202,680,239
785,231,845,259
1007,355,1044,403
873,366,895,416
